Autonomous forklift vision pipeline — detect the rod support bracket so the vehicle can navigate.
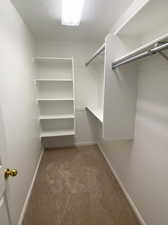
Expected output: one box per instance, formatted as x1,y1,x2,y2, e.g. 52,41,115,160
158,51,168,61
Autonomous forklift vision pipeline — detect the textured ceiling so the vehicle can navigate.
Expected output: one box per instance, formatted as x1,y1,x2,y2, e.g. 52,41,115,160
11,0,133,43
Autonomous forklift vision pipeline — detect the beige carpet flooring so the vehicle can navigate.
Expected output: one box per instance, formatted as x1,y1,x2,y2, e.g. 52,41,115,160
22,145,140,225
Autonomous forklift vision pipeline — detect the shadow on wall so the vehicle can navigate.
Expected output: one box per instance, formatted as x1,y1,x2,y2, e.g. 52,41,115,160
42,136,76,149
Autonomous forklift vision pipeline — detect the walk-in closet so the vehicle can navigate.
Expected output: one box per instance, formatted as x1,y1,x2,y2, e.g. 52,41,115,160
0,0,168,225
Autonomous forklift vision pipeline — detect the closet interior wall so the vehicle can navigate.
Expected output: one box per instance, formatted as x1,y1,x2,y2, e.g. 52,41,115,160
0,0,41,224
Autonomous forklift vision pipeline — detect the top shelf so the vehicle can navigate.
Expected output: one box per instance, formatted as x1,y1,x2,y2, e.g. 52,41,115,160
113,32,168,65
36,78,73,82
116,0,168,37
34,57,73,62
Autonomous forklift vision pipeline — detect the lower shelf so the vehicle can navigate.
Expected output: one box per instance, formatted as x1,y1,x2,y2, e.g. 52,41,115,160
40,129,75,138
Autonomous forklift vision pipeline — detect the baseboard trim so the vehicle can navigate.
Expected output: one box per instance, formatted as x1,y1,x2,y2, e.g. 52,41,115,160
97,142,146,225
75,141,96,147
45,142,97,150
18,148,44,225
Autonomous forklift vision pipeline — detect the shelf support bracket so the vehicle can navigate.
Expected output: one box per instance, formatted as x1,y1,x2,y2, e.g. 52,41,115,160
158,51,168,61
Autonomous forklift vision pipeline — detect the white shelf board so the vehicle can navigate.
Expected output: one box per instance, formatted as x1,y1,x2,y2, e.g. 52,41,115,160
86,106,103,123
116,0,168,37
37,98,74,101
34,57,73,62
40,129,75,138
40,114,75,120
112,32,168,65
36,79,73,82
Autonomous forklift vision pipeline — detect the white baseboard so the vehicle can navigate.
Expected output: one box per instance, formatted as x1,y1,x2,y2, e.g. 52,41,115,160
97,142,146,225
18,148,44,225
75,141,96,147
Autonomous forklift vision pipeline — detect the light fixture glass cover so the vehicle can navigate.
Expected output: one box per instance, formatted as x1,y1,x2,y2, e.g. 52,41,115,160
62,0,84,26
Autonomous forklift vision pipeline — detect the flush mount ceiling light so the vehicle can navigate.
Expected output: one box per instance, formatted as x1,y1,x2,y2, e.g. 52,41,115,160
62,0,85,26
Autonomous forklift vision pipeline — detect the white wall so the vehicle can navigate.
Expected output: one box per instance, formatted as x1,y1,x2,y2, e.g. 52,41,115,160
87,56,105,113
0,1,41,224
36,41,101,147
98,51,168,225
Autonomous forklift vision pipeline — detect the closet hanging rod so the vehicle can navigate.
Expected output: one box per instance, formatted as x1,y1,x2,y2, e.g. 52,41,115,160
85,43,105,66
112,42,168,70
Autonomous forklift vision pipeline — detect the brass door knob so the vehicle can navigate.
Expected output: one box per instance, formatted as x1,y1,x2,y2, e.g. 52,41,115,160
4,168,18,179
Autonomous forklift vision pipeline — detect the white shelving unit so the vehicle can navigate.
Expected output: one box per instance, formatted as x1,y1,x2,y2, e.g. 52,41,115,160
34,57,75,138
112,33,168,66
118,1,168,36
113,0,168,58
103,0,168,140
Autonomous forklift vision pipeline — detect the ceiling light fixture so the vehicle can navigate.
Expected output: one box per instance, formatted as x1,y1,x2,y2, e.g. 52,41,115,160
62,0,85,26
